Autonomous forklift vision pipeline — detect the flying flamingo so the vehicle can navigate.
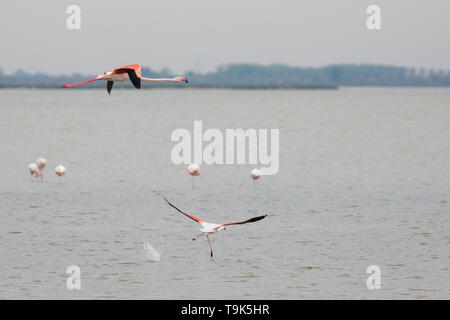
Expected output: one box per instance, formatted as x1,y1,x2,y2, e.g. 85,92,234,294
36,158,46,181
61,64,188,94
188,163,200,188
164,198,267,257
28,163,39,182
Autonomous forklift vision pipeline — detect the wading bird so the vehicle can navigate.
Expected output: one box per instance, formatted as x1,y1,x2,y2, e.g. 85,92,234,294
61,64,188,94
36,158,46,181
250,168,261,188
55,165,66,177
164,198,267,257
188,163,200,188
29,163,39,181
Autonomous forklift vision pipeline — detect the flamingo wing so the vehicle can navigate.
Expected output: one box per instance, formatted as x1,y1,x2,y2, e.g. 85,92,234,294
107,81,114,94
115,68,141,89
111,64,142,75
220,215,268,227
164,198,204,223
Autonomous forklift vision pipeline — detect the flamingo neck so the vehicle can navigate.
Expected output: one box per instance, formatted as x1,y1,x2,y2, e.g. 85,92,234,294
141,77,176,82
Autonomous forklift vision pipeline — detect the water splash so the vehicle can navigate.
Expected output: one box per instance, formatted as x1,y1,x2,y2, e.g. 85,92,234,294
140,238,161,262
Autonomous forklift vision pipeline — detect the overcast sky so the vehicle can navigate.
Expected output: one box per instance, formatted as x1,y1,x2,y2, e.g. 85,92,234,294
0,1,449,75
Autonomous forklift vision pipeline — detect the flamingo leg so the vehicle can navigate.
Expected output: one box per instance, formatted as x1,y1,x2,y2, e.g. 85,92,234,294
192,232,204,241
62,77,104,88
192,176,194,189
206,235,214,258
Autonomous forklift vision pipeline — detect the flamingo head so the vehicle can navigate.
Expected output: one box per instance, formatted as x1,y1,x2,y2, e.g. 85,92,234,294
174,77,188,83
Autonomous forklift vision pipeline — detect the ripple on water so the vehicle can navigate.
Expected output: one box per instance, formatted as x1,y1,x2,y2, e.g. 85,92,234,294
296,266,320,271
2,88,449,299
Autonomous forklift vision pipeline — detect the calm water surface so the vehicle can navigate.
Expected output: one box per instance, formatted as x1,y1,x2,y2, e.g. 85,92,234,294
0,88,449,299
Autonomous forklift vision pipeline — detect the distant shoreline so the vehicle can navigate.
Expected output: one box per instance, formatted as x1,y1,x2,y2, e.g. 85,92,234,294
3,85,450,90
0,85,339,90
3,64,449,89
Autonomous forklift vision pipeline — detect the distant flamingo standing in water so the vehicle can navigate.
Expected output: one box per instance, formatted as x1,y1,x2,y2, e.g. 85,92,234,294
188,163,200,188
55,165,66,183
36,158,46,181
29,163,39,182
61,64,188,94
251,168,261,188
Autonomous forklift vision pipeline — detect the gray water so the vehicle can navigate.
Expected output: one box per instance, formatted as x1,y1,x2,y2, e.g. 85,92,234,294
0,88,449,299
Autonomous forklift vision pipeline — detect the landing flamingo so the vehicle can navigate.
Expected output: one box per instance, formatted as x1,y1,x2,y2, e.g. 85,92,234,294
164,198,267,257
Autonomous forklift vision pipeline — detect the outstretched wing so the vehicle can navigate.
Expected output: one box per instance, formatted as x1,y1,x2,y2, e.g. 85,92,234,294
164,198,204,223
115,68,141,89
62,77,102,88
220,215,267,227
107,81,114,94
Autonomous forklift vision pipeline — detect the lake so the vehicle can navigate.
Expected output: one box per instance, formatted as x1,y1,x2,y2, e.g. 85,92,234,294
0,87,449,299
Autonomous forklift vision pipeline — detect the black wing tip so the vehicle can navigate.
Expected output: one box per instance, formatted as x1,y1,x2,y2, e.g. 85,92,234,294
118,68,141,89
107,81,114,94
164,197,178,211
257,214,268,221
244,214,268,224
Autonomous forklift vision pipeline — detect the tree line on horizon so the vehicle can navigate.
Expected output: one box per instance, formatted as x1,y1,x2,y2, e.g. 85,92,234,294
1,64,449,88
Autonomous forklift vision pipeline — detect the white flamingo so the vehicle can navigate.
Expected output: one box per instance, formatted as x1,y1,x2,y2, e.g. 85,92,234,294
55,165,66,182
164,198,267,257
188,163,200,188
36,158,46,181
28,163,39,182
251,168,261,188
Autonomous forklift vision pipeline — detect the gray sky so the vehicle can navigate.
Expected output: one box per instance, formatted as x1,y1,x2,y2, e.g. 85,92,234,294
0,0,449,75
